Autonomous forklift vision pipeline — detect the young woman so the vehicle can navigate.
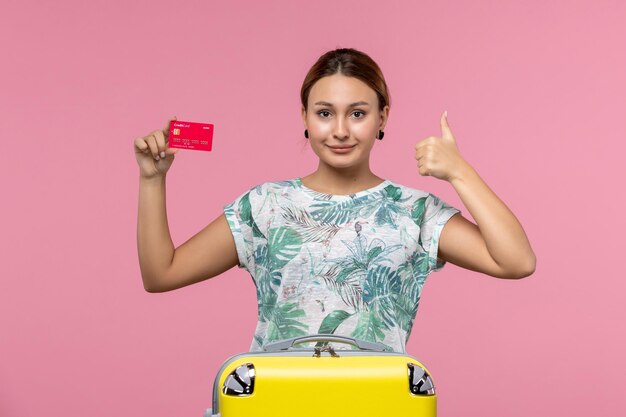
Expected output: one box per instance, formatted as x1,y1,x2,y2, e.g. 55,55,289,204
135,48,536,353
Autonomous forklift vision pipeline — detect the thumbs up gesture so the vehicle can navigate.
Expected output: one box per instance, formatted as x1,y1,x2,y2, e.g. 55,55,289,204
414,111,469,182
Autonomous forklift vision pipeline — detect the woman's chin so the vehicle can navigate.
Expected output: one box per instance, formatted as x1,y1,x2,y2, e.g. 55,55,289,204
321,158,360,169
311,147,366,169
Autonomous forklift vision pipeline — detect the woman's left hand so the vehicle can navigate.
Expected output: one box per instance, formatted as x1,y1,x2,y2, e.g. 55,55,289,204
414,111,470,182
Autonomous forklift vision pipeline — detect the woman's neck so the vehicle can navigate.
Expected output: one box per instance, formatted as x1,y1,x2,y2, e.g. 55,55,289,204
301,163,384,195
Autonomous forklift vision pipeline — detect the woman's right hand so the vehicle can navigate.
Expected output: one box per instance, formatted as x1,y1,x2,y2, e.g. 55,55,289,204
134,116,180,179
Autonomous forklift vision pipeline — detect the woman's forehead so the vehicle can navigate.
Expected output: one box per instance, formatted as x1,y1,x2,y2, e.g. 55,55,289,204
309,74,377,104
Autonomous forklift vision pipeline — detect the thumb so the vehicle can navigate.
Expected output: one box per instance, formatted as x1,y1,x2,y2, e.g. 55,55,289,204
440,110,454,141
163,115,177,137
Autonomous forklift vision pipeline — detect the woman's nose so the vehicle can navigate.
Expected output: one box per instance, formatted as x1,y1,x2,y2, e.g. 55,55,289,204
333,118,349,139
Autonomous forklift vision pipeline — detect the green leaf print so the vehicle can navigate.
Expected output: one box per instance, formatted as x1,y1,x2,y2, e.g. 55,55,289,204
398,248,430,277
384,184,404,201
322,226,403,312
363,265,401,330
411,197,427,249
253,245,281,324
266,302,309,342
308,194,381,225
394,290,419,336
367,185,411,228
267,226,302,269
366,246,383,264
313,310,354,348
335,264,361,285
270,270,283,288
257,289,277,323
238,192,266,239
373,200,407,227
317,310,353,334
253,245,273,296
311,185,410,227
411,196,427,226
395,282,419,332
320,264,364,311
308,199,363,224
349,265,405,349
327,232,402,285
351,309,386,344
394,251,430,333
254,227,303,323
280,205,341,243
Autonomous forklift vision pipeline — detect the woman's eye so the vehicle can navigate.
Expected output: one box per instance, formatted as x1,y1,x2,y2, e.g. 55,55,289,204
317,110,365,118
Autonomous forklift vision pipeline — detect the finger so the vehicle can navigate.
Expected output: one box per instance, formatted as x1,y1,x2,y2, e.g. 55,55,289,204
154,130,166,158
417,161,428,176
163,116,177,140
145,134,160,160
134,137,149,153
415,145,428,160
415,137,435,150
440,110,454,141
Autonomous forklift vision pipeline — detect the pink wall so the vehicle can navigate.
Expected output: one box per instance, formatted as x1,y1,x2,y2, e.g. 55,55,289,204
1,1,625,416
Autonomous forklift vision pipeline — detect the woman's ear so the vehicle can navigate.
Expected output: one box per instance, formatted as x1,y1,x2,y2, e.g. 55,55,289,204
301,106,307,127
379,105,390,130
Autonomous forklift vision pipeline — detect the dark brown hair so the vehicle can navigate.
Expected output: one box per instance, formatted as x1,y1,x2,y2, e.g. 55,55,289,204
300,48,391,112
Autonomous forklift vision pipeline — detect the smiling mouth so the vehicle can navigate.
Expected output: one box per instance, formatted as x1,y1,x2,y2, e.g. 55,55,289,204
327,145,356,149
327,144,356,154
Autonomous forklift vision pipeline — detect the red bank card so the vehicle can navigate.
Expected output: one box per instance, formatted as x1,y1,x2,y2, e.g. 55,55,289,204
168,120,214,151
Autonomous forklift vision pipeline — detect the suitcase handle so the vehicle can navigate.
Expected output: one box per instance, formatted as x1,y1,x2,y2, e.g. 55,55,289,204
262,334,392,352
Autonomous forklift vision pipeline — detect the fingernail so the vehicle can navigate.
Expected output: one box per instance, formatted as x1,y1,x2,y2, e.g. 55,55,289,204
444,110,448,119
156,155,160,161
160,151,165,158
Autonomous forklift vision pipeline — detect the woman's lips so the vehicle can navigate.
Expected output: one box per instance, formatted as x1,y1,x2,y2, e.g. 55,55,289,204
328,145,356,154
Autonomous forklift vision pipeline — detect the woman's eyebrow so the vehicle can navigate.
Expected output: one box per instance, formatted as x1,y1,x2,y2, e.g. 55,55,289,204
313,101,370,107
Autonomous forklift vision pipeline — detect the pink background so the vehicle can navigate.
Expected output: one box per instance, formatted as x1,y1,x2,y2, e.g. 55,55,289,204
1,1,625,416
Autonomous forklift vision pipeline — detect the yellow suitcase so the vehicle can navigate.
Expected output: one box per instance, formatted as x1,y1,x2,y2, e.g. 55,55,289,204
204,334,437,417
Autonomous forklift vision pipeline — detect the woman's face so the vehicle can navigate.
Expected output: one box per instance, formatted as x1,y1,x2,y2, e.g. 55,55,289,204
302,73,389,170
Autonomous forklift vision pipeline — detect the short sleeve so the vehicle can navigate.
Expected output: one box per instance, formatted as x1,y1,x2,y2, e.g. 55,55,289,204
223,188,257,273
418,193,462,272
